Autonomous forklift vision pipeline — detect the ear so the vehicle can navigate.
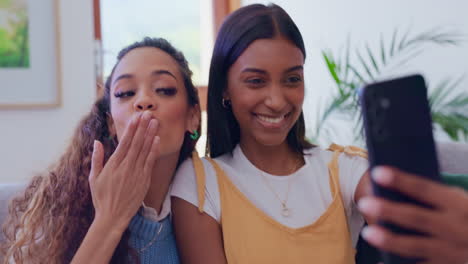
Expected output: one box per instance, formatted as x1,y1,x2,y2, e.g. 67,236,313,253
186,104,201,133
106,112,117,138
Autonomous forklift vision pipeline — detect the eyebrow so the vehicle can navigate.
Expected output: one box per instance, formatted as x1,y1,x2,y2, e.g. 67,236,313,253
241,68,267,74
112,69,178,86
151,69,177,80
241,65,303,75
112,73,133,85
284,65,303,73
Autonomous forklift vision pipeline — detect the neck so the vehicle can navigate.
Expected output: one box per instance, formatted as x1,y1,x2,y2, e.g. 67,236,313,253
239,140,303,176
143,153,179,214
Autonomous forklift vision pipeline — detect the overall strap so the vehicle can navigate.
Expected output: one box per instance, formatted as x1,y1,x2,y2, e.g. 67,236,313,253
191,151,206,213
328,143,368,159
205,157,226,182
326,144,368,195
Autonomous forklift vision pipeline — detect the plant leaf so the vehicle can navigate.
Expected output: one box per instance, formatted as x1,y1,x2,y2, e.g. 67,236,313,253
380,33,386,65
397,25,412,52
366,44,380,75
322,51,341,87
390,28,398,56
356,49,375,80
343,35,351,84
347,63,367,85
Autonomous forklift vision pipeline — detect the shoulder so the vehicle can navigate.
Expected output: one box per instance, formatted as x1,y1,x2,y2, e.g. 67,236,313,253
302,145,368,178
337,147,368,172
303,146,333,162
174,156,217,179
305,145,367,166
172,156,222,222
175,157,195,176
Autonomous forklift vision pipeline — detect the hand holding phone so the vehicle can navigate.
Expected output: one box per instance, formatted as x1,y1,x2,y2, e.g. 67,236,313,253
360,74,442,264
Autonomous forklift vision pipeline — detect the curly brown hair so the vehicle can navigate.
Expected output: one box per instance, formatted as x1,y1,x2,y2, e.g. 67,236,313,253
1,37,200,264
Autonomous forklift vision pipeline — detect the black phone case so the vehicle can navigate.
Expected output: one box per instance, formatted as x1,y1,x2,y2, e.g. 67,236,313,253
360,74,441,264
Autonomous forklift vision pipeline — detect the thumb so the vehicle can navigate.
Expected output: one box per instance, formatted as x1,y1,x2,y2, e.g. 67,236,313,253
90,140,104,182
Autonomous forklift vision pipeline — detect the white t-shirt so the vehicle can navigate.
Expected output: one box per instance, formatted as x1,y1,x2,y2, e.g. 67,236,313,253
141,186,172,221
171,145,369,246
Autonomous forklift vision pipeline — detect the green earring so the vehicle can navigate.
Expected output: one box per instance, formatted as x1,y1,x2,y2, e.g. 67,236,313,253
190,130,199,140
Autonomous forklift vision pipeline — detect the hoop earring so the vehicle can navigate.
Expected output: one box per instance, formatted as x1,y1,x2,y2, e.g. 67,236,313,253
190,130,199,140
222,98,231,108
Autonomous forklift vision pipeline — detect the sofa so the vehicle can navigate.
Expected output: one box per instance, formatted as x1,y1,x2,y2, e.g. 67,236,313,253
0,142,467,261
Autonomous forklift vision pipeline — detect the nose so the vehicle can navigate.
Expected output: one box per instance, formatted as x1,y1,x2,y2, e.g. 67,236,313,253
133,92,155,111
265,85,287,111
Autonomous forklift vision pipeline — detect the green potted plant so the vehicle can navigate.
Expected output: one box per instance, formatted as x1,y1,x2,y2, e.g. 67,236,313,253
313,27,468,145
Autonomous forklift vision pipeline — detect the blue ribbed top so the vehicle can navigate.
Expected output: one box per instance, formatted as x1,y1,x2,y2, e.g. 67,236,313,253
127,210,180,263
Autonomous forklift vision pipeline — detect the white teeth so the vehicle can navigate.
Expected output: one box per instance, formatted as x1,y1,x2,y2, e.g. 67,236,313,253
257,114,285,124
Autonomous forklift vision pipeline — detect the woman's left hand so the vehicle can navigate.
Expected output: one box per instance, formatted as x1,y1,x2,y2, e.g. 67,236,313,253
358,166,468,264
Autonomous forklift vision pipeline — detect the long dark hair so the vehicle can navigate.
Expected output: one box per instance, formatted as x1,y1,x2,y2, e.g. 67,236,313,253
1,37,199,264
206,4,313,158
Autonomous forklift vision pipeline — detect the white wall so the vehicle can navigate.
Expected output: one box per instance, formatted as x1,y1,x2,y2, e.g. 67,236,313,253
0,0,96,183
242,0,468,145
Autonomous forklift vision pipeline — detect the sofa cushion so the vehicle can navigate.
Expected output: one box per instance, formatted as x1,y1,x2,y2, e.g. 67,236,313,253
437,141,468,174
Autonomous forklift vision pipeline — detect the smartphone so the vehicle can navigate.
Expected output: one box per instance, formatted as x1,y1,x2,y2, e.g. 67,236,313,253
360,74,442,264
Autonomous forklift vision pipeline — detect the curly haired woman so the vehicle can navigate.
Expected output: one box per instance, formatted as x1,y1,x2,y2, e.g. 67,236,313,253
1,37,200,264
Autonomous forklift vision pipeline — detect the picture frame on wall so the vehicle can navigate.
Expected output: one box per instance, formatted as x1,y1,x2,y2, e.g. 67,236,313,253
0,0,61,109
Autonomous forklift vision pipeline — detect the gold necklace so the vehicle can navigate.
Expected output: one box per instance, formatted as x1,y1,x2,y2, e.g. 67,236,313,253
259,160,303,218
138,222,164,253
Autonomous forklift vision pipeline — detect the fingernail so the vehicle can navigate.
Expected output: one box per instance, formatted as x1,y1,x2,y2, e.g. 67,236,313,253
372,167,393,185
93,140,98,152
149,119,157,129
143,111,152,120
361,226,372,239
132,113,141,124
361,226,384,244
357,197,379,214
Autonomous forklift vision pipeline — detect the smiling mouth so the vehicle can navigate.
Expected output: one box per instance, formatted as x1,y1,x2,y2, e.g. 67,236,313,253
254,112,291,127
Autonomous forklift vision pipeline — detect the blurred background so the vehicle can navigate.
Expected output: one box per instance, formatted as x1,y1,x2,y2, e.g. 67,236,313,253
1,0,467,183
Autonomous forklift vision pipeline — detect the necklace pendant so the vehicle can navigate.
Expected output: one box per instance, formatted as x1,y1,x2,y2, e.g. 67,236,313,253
281,205,291,217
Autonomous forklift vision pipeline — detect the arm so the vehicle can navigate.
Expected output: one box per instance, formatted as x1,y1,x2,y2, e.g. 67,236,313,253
70,217,125,263
72,112,160,263
172,197,227,264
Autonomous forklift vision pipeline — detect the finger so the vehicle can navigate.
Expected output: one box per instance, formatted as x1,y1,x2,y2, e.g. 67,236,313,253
358,197,448,239
143,136,161,177
135,119,159,173
361,225,458,261
372,166,468,211
125,111,153,166
364,196,468,247
112,112,141,162
90,140,104,183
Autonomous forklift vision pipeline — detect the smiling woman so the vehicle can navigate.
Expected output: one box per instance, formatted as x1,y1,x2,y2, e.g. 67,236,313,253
169,4,368,264
224,37,306,151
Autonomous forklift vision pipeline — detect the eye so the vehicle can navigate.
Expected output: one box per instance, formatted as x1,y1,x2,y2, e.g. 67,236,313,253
156,87,177,96
246,78,264,84
114,90,135,98
285,76,303,85
245,77,266,88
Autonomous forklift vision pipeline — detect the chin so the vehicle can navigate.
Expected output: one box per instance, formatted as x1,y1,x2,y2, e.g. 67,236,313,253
253,134,289,147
